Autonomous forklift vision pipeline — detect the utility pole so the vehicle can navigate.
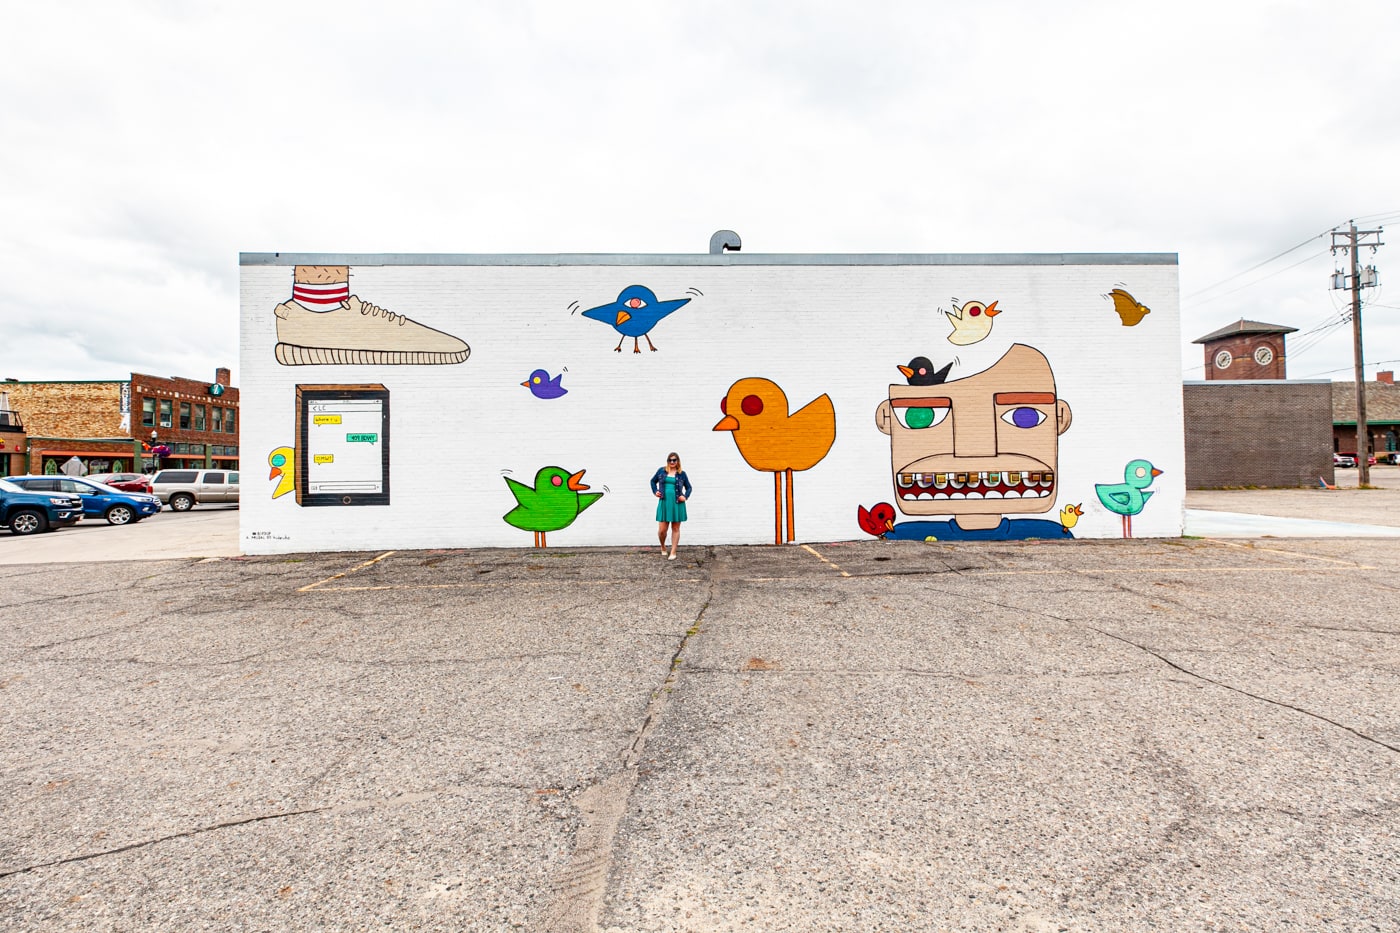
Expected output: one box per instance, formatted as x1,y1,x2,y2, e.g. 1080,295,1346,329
1330,222,1384,485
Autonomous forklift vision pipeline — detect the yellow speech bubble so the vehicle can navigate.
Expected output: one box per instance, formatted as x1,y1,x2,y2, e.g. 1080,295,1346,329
313,454,335,464
313,414,343,425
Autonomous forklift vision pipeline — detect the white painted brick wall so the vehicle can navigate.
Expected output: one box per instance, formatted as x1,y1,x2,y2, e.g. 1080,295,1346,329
240,259,1182,553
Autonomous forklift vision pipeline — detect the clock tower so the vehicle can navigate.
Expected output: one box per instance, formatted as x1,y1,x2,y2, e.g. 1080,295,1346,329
1193,319,1296,380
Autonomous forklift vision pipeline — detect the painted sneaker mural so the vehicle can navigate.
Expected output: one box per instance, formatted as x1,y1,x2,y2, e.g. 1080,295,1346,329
273,265,470,366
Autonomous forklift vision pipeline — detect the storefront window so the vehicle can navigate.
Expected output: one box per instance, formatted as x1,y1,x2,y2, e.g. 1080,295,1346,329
142,398,156,427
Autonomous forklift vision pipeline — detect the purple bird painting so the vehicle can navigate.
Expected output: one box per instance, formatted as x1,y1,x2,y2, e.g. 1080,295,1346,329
522,369,568,399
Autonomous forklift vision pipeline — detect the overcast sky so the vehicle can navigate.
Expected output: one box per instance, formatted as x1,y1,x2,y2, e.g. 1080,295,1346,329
4,1,1399,387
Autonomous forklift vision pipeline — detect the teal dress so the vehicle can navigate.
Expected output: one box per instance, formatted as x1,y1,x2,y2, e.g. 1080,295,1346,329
656,475,688,523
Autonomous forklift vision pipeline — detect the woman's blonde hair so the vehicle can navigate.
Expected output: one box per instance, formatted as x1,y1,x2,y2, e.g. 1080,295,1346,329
667,452,682,472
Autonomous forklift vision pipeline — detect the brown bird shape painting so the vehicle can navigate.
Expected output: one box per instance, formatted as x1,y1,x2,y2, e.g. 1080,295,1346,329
714,377,837,544
1107,288,1151,326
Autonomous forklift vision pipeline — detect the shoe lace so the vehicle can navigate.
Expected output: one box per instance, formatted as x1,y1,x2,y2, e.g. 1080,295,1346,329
356,299,404,326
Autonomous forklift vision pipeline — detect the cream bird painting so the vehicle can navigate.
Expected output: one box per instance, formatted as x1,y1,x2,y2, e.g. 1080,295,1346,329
942,298,1002,346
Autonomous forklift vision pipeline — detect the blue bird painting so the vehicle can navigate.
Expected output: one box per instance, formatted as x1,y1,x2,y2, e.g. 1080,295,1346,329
522,369,567,399
581,285,690,353
1095,458,1162,538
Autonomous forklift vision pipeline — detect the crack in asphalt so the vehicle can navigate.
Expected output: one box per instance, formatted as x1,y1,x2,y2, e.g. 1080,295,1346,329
542,569,716,933
1092,627,1400,756
0,807,331,880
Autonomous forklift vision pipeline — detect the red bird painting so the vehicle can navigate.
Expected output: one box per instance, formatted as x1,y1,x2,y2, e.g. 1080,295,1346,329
858,502,896,537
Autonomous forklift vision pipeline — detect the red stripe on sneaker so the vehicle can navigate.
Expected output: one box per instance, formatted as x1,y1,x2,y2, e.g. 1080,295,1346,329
294,284,349,305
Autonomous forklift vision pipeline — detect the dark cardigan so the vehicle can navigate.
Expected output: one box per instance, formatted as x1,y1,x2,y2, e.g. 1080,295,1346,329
650,468,693,500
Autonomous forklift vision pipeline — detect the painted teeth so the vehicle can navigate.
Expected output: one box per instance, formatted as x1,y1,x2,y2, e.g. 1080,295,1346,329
895,470,1054,498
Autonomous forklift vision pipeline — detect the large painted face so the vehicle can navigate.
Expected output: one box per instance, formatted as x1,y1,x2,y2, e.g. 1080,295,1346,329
875,344,1072,523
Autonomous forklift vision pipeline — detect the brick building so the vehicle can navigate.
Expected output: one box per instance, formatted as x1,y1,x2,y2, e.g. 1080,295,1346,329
1332,372,1400,458
2,368,239,475
1184,319,1334,488
1183,380,1334,487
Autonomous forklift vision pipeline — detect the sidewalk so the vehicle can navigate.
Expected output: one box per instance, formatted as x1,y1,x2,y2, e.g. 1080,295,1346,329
1186,464,1400,536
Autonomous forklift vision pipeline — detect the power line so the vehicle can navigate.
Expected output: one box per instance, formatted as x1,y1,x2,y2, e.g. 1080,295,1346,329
1183,233,1328,301
1182,249,1330,309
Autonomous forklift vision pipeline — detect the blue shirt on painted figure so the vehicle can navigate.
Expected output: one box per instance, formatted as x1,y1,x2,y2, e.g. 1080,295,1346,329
883,518,1073,541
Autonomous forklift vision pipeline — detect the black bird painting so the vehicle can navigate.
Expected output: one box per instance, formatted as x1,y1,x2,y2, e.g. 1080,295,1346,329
897,357,954,386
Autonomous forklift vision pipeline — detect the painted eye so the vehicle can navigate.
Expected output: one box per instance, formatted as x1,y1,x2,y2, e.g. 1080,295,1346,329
719,397,727,414
893,406,949,430
626,297,646,309
1135,466,1147,479
271,453,286,467
1001,407,1046,429
551,475,563,486
741,395,764,416
532,376,541,384
968,307,981,317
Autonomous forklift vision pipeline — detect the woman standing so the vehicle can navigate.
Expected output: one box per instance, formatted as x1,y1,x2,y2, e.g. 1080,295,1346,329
650,452,692,560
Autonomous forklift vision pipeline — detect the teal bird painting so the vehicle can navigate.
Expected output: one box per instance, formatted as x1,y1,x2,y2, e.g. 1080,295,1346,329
1096,459,1162,538
503,466,603,547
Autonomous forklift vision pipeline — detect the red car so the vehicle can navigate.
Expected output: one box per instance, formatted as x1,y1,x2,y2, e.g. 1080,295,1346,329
88,472,154,494
1340,452,1377,466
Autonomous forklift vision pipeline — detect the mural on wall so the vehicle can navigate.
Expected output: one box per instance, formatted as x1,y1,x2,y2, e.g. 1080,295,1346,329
1095,459,1161,537
943,298,1002,346
522,369,568,399
502,466,603,547
240,253,1183,553
714,378,837,544
1106,287,1152,327
863,344,1074,541
274,265,470,366
580,285,691,353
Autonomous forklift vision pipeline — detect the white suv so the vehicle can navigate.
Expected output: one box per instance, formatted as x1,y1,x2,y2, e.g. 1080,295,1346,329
150,469,241,511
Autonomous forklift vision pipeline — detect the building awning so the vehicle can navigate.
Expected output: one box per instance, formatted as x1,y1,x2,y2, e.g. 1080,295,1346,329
29,447,135,457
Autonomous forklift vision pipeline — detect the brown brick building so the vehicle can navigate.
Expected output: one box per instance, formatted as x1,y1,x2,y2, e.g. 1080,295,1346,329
2,368,239,476
1332,373,1400,459
1184,380,1334,487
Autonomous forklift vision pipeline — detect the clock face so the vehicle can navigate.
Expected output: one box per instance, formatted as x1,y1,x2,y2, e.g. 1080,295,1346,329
1214,349,1233,370
1253,345,1274,366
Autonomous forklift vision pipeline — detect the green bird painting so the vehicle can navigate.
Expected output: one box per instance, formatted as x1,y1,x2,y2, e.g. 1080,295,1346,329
1095,458,1162,538
503,466,603,547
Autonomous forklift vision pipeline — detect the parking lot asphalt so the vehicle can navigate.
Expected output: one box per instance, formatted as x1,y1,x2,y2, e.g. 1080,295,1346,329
1,495,1399,930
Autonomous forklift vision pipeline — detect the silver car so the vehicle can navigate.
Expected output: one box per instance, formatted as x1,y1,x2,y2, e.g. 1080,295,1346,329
150,469,241,512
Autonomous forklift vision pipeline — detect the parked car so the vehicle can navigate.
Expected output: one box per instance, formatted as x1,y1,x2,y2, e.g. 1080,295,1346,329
1340,451,1376,466
5,476,162,525
88,472,154,494
1377,452,1400,466
1333,452,1357,468
0,478,84,535
150,469,241,511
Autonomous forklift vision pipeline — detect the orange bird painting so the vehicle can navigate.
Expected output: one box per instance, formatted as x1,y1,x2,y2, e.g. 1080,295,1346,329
714,378,837,544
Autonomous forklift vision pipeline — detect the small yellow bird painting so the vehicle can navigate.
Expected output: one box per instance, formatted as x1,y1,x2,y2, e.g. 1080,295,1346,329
1106,288,1151,326
1059,503,1083,532
269,446,295,499
943,299,1001,346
